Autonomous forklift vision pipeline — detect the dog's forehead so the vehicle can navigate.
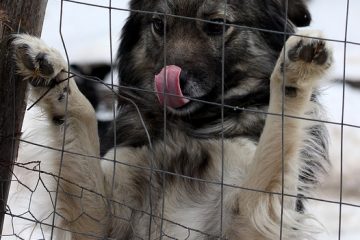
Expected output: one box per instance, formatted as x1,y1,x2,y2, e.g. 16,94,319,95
155,0,229,16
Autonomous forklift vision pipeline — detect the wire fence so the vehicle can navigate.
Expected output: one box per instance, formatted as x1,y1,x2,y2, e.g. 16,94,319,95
1,0,359,239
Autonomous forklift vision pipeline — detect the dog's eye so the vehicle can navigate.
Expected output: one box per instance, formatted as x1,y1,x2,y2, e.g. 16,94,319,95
203,18,229,36
152,17,165,35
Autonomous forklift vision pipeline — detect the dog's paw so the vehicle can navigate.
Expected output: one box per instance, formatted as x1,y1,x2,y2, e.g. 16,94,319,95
273,30,333,92
12,34,67,87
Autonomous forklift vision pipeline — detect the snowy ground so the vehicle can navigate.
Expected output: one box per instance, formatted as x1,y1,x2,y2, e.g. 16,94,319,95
13,0,360,239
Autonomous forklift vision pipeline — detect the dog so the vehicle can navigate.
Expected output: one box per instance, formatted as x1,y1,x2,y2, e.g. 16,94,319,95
4,0,332,239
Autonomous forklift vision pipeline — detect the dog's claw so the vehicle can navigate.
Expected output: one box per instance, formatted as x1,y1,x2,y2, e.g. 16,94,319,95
289,38,329,65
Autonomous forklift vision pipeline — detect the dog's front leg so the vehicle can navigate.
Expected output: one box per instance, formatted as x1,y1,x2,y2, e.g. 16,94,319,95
10,35,108,239
240,30,332,239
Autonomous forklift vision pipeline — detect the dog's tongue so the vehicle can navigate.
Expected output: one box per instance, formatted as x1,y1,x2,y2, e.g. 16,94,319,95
155,65,189,108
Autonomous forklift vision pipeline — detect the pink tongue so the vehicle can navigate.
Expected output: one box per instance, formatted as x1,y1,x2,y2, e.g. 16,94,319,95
155,65,190,108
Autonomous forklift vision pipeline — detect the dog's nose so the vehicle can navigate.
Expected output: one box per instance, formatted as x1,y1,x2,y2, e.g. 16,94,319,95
179,70,187,89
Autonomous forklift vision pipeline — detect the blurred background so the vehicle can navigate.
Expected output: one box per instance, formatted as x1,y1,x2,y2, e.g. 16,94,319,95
40,0,360,239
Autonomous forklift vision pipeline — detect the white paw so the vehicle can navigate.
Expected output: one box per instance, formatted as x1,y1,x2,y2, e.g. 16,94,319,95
273,30,333,91
12,34,67,87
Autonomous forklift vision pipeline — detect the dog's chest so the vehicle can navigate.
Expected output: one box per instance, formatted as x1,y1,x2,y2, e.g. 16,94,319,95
124,137,257,239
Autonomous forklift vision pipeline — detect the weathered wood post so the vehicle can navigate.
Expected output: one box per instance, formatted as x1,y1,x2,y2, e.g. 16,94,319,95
0,0,48,233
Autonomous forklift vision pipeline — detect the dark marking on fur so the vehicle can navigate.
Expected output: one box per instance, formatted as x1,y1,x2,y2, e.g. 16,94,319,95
298,44,314,63
29,78,56,88
63,86,71,94
314,48,328,65
295,196,305,213
52,116,65,125
288,40,303,62
36,53,54,76
16,44,35,70
128,167,150,205
58,93,65,102
280,62,285,73
58,87,70,102
285,86,298,98
231,195,241,215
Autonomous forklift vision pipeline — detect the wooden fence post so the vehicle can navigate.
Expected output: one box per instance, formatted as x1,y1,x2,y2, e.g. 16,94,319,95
0,0,48,233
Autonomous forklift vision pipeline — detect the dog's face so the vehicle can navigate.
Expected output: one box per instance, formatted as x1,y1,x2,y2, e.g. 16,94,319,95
118,0,311,116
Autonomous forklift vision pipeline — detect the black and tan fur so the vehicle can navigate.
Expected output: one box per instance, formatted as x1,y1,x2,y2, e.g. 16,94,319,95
4,0,332,239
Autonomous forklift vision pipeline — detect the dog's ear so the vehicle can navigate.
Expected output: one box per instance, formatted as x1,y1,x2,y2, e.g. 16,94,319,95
119,0,153,57
284,0,312,27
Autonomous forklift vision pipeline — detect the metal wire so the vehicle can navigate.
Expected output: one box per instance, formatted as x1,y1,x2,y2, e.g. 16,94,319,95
338,0,351,239
159,5,168,239
2,0,360,239
279,0,289,238
219,0,227,237
50,0,72,238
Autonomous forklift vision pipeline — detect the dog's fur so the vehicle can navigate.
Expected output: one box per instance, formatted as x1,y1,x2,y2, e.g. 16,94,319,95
3,0,332,239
